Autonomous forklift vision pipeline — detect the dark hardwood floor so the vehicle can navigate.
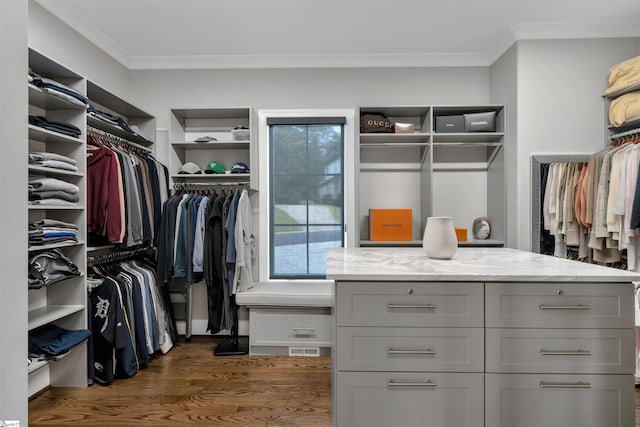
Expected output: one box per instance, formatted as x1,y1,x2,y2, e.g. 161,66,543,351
29,337,332,426
27,337,640,426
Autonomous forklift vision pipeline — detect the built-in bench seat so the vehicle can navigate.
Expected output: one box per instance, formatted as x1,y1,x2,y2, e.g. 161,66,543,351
236,282,334,356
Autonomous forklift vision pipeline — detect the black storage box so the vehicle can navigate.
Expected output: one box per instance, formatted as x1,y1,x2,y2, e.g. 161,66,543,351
435,115,465,133
464,111,497,132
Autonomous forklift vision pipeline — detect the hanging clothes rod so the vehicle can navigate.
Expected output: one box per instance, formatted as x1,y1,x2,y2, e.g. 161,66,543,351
172,182,248,190
609,127,640,141
87,246,153,266
87,126,153,153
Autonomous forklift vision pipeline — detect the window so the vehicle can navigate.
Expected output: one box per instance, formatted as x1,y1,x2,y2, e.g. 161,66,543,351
268,117,345,279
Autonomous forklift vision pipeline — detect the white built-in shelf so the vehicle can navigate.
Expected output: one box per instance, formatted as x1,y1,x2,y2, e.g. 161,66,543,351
28,240,84,252
360,106,431,117
28,165,83,177
604,81,640,99
360,163,423,172
360,240,423,247
28,305,84,331
360,239,504,248
433,132,504,143
87,115,153,149
28,343,80,374
171,173,251,181
28,125,84,145
458,239,504,247
172,107,250,121
608,117,640,134
28,205,83,211
433,162,493,171
172,141,250,149
28,359,48,374
28,84,86,111
360,133,430,144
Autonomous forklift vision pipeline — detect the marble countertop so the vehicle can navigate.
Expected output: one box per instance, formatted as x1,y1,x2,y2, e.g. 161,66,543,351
326,247,640,282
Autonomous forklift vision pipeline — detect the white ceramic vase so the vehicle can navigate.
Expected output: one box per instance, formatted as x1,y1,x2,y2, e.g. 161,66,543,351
422,216,457,259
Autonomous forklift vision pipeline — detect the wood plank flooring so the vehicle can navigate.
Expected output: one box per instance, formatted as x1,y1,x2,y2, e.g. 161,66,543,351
29,337,332,426
27,336,640,426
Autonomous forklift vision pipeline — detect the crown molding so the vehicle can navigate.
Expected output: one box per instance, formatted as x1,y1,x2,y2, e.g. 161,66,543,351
126,52,491,70
512,19,640,41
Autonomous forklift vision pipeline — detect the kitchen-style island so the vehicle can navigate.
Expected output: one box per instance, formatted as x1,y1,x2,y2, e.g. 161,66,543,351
326,247,640,427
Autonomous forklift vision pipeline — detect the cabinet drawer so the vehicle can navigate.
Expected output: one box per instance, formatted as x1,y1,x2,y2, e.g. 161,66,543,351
249,307,332,347
485,282,633,328
337,327,483,372
486,328,634,374
336,282,483,327
336,372,484,427
485,373,634,427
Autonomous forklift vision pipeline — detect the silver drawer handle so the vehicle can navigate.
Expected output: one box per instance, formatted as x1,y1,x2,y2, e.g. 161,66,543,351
539,381,591,389
388,380,437,387
539,304,591,310
540,349,591,356
388,348,437,355
388,304,437,310
292,327,315,336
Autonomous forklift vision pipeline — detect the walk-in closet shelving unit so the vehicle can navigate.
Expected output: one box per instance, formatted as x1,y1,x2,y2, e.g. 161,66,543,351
168,108,257,337
358,106,431,247
357,105,505,248
27,49,88,397
169,108,258,190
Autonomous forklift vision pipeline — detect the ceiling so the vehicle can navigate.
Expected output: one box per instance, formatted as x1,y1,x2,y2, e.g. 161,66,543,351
35,0,640,69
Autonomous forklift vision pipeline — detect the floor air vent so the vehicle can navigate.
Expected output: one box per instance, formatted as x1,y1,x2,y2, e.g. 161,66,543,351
289,346,320,357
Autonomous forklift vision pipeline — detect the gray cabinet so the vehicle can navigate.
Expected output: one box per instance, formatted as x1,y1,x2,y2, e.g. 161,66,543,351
485,374,634,427
485,282,634,328
484,281,634,426
337,372,484,427
249,307,332,354
334,280,485,427
334,278,635,426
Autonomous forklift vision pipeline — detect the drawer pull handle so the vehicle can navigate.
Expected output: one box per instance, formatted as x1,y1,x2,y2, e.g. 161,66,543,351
388,348,437,355
388,304,437,310
539,381,591,389
388,380,437,387
539,304,591,310
540,349,591,356
292,328,315,336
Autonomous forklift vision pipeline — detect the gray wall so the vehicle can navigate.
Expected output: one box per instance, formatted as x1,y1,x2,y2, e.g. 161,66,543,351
131,67,490,124
515,38,640,250
1,1,28,424
490,44,518,249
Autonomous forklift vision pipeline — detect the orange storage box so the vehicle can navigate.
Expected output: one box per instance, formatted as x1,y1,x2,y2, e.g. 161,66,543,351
369,209,413,241
455,227,468,242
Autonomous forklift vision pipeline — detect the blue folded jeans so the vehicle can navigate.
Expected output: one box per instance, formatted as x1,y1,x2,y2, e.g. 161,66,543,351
29,324,91,356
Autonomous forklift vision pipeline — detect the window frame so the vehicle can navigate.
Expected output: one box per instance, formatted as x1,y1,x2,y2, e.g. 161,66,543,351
258,109,356,284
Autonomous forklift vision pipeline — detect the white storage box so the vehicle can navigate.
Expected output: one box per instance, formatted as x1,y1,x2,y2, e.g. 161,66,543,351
231,128,250,141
